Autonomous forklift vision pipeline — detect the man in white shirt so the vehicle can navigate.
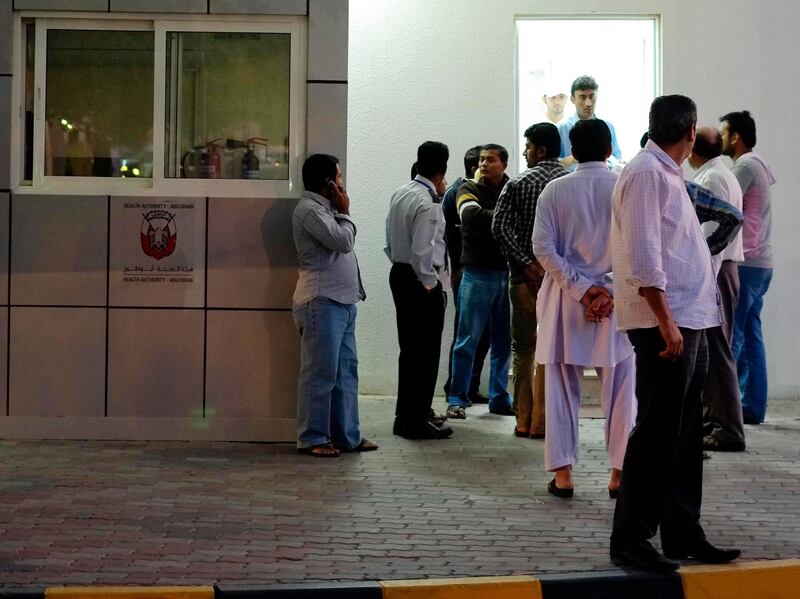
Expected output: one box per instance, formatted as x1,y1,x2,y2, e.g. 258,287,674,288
688,127,746,452
609,95,740,572
532,119,636,499
385,141,454,440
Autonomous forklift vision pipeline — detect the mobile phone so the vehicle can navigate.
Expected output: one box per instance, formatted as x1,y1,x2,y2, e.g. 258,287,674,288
326,178,335,189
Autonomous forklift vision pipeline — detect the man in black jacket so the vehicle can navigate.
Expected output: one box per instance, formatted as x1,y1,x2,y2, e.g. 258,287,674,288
446,144,514,420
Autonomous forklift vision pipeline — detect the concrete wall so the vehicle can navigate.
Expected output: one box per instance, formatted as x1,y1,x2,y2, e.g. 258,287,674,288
349,0,799,401
0,0,350,440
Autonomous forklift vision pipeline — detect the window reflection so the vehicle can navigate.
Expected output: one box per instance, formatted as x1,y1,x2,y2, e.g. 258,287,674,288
164,32,291,180
45,29,154,178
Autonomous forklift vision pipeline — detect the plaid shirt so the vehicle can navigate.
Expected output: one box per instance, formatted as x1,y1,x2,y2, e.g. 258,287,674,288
684,180,743,256
492,159,568,281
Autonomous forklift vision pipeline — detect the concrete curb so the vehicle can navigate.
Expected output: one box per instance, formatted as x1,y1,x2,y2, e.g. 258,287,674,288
8,560,799,599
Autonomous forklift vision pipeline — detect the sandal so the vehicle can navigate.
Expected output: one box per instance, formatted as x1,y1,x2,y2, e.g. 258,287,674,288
429,409,448,426
349,438,379,452
445,405,466,419
298,443,340,457
514,426,529,438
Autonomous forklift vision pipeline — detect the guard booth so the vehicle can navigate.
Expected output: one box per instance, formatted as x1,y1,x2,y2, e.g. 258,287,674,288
0,0,350,441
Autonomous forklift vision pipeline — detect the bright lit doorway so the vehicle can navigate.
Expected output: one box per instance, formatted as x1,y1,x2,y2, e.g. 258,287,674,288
516,17,659,172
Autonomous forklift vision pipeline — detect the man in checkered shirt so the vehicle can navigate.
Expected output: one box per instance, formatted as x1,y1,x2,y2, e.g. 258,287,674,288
491,123,567,438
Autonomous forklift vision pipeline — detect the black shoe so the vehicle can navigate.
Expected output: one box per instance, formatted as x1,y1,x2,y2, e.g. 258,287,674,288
488,404,515,416
702,451,712,460
663,539,741,564
402,421,454,440
743,415,762,425
468,393,490,404
547,478,574,498
703,435,746,452
392,418,404,436
610,541,679,573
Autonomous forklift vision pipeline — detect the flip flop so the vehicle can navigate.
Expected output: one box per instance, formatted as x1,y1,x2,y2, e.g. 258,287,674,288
513,426,529,438
351,438,379,452
335,438,379,452
298,443,340,457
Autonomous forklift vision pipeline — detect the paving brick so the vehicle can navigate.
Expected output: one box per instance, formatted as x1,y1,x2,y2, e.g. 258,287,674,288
0,398,798,586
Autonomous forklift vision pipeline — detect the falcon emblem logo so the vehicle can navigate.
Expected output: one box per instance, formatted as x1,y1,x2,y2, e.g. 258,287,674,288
141,210,177,260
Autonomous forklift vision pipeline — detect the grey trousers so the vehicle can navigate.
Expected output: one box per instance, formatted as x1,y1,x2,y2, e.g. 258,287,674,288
703,260,745,447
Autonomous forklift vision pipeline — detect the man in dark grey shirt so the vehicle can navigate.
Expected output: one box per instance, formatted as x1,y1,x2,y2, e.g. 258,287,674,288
292,154,376,457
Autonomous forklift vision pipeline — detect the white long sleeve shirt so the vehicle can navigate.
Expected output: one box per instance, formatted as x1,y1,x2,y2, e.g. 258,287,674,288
693,156,744,273
384,175,447,289
611,141,720,332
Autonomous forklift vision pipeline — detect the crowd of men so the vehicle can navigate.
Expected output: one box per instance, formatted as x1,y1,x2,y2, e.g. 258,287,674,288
289,74,776,572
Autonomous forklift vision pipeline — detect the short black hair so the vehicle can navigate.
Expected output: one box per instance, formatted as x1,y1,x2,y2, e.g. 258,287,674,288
571,75,598,97
416,141,449,178
464,145,482,177
569,119,612,163
302,154,339,192
480,143,508,164
410,162,418,180
719,110,757,148
640,131,650,148
648,95,697,145
524,122,561,159
692,129,722,160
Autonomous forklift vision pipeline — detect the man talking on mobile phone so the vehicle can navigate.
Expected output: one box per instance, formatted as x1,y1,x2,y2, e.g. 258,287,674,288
291,154,377,457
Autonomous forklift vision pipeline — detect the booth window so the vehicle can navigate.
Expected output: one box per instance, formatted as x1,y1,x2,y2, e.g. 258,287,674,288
45,29,154,179
18,16,304,197
164,32,291,181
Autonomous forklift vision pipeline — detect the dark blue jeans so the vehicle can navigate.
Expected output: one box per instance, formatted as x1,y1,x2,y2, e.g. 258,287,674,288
448,266,511,410
732,265,773,423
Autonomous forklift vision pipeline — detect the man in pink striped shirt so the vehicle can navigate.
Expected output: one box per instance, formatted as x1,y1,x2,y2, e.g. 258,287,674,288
609,95,740,573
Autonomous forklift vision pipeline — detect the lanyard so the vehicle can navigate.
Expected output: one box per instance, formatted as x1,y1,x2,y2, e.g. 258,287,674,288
414,178,440,203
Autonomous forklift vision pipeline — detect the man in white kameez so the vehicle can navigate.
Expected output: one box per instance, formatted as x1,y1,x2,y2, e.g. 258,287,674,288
532,119,636,498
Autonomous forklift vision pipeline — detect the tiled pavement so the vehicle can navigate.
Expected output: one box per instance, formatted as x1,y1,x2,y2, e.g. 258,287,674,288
0,397,798,588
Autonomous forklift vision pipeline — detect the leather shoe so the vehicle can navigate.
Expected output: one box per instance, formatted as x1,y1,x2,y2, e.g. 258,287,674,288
547,478,574,498
703,435,745,452
610,541,679,573
663,539,741,564
402,421,453,440
488,404,515,416
468,393,490,404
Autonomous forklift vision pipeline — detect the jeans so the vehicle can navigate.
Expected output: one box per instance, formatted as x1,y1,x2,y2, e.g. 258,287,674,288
732,265,772,423
293,297,361,450
444,266,490,398
448,266,512,410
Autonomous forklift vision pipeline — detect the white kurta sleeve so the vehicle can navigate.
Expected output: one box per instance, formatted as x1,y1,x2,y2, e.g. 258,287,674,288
532,187,594,303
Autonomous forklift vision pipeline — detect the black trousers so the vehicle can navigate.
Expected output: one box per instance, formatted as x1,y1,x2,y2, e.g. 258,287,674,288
389,263,446,432
611,327,709,552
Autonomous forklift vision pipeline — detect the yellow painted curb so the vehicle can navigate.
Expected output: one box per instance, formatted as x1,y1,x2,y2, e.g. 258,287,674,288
681,559,800,599
380,575,541,599
46,587,215,599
